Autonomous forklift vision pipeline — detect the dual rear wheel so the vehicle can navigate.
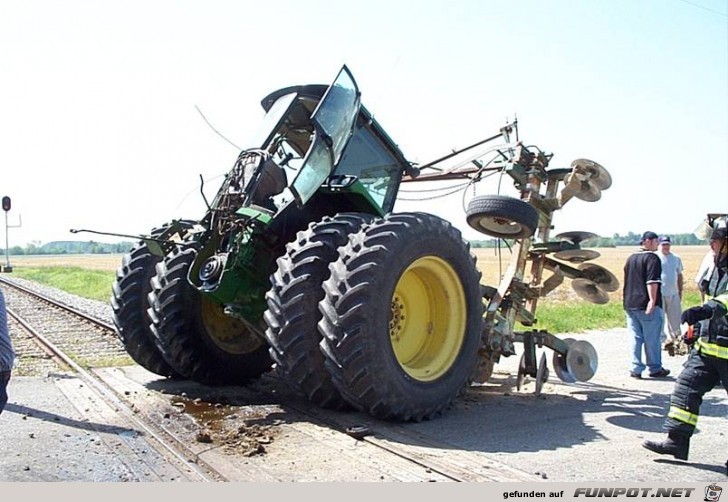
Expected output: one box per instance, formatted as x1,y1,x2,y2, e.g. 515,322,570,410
147,248,272,385
112,222,272,386
267,211,484,421
264,213,374,409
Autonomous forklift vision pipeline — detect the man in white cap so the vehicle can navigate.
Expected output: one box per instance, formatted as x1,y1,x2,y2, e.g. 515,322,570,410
656,235,684,349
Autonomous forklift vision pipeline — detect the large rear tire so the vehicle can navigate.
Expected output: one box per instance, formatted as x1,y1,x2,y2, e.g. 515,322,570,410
148,248,272,385
110,221,193,378
264,213,373,409
319,212,484,421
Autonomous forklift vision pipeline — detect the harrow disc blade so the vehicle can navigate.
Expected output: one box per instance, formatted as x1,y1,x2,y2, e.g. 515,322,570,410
554,249,601,263
566,340,598,382
554,231,599,245
570,178,602,202
693,220,713,240
578,263,620,292
553,338,577,383
572,278,610,304
570,158,612,190
561,173,602,202
535,352,549,396
516,352,527,391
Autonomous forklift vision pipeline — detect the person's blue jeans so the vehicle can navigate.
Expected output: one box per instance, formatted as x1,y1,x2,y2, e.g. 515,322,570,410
626,307,664,375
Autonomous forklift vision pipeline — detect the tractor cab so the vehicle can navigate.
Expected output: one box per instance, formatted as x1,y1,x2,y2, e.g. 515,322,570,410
246,65,412,219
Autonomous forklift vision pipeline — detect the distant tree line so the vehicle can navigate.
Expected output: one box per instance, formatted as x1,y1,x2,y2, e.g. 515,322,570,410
470,232,707,249
8,240,134,255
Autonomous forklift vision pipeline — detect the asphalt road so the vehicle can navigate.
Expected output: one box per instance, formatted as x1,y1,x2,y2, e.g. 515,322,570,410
432,328,728,482
0,374,203,481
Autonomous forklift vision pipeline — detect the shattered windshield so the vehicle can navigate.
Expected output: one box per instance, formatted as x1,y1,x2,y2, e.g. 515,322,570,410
313,70,359,164
291,66,360,204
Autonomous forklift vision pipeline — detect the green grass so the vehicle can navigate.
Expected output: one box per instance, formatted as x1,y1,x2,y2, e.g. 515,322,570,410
525,301,625,333
526,291,703,334
11,267,115,303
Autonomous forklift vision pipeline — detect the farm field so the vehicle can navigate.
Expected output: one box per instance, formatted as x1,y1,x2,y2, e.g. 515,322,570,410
474,244,707,303
7,253,125,272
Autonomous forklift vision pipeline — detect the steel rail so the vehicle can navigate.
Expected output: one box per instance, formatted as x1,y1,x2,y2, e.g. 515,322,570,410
0,275,115,330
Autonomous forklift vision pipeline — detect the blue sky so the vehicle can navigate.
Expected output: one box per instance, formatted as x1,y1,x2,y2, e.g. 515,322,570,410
1,0,726,247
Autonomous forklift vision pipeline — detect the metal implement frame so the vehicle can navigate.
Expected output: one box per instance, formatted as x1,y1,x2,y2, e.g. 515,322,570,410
401,123,608,391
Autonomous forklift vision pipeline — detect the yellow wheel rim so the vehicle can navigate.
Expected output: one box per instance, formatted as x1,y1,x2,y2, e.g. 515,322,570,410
200,297,264,354
389,256,467,381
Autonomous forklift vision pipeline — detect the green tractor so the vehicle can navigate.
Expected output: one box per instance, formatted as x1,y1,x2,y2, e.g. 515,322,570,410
109,65,613,422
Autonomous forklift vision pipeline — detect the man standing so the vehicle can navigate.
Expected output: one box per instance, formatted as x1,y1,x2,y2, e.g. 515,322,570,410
623,231,669,379
642,226,727,463
657,236,684,348
0,288,14,415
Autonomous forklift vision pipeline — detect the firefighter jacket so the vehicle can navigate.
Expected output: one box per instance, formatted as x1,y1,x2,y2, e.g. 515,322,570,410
664,256,727,435
696,259,728,360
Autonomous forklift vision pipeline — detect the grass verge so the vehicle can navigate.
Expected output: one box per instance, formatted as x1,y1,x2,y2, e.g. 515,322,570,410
10,267,115,303
524,291,702,333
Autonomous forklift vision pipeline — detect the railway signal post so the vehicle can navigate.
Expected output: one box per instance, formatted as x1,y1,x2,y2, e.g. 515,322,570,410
2,195,18,273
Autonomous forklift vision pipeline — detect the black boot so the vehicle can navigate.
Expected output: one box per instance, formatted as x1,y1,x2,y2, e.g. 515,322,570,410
642,433,690,461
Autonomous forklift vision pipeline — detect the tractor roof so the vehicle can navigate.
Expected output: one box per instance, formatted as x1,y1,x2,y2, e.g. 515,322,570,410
261,84,412,172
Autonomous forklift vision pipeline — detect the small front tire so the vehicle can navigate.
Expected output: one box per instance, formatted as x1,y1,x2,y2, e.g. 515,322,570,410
465,194,538,239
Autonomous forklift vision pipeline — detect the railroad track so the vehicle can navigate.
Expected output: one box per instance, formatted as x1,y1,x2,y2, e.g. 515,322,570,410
0,276,222,481
0,276,539,482
1,277,129,370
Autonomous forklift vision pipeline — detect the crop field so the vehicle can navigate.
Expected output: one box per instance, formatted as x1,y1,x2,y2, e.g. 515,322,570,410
474,244,707,304
8,254,125,272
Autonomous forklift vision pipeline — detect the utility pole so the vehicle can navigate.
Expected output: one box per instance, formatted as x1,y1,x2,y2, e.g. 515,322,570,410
2,195,21,273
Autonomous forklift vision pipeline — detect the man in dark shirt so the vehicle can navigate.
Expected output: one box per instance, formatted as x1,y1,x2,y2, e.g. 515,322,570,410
623,231,670,378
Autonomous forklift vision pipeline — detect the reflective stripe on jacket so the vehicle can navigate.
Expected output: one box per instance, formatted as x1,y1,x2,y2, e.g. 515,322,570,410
698,268,728,359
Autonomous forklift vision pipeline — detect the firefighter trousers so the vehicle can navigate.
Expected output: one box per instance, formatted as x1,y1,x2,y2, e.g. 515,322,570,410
664,348,728,437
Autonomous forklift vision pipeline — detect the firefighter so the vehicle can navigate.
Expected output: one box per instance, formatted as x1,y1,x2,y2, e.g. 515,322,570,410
642,225,727,465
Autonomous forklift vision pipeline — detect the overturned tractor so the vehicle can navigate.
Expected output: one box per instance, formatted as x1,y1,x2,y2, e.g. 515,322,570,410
105,66,616,421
